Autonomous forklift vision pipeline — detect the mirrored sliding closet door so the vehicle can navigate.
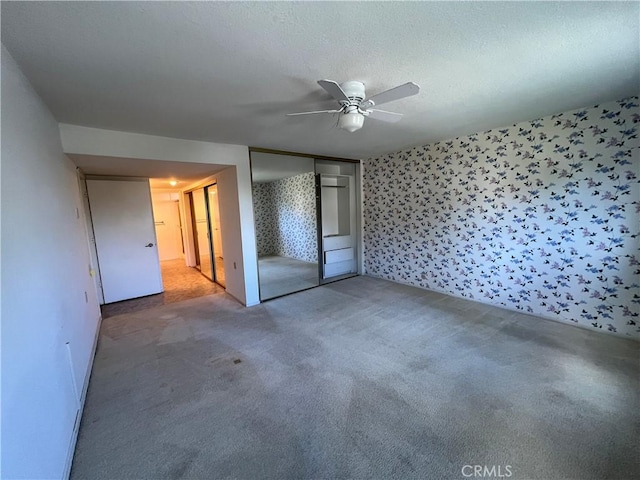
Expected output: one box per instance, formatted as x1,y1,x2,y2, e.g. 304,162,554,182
250,152,319,300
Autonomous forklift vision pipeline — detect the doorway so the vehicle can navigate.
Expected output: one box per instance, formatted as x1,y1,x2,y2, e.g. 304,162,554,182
152,199,183,261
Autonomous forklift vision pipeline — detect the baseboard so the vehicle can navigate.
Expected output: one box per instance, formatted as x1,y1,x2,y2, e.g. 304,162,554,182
363,273,638,341
62,313,103,480
224,289,258,307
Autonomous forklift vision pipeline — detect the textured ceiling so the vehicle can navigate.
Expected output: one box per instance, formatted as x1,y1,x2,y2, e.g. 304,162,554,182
2,2,638,159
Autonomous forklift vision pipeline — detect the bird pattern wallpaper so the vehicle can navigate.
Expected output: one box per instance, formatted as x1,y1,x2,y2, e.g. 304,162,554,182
253,181,277,257
253,172,318,263
363,97,639,338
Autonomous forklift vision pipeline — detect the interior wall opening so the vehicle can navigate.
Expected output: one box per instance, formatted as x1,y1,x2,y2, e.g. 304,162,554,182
82,173,227,318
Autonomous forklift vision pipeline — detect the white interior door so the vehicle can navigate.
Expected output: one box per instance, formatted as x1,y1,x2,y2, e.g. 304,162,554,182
87,178,163,303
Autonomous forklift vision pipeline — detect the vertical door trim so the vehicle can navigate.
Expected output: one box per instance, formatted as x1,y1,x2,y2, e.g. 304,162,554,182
204,183,224,287
315,173,324,283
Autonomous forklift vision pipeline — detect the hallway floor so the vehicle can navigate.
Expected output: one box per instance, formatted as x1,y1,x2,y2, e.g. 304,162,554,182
100,259,224,318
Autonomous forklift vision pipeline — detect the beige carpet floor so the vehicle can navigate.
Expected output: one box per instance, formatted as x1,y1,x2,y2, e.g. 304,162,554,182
73,275,639,480
258,255,319,299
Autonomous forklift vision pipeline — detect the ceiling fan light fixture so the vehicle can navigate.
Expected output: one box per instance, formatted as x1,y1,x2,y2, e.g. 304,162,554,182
287,78,419,133
338,111,364,132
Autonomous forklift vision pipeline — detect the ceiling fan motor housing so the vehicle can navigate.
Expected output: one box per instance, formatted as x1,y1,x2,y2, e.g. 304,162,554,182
340,81,366,104
337,81,367,132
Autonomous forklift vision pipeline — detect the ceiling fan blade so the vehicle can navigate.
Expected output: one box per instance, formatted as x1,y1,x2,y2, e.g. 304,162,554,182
360,82,420,109
317,79,350,103
367,109,404,123
286,109,341,116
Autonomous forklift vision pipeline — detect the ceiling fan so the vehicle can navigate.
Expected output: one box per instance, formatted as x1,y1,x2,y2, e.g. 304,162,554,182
287,79,420,132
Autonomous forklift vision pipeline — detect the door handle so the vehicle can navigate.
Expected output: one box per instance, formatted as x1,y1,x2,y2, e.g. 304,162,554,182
145,243,154,247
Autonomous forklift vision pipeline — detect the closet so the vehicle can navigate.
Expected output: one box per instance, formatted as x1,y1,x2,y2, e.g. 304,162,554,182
316,160,358,280
250,151,361,301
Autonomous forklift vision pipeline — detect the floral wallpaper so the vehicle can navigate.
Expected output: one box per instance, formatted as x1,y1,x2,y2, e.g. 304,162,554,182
253,172,318,263
253,182,277,256
363,97,639,338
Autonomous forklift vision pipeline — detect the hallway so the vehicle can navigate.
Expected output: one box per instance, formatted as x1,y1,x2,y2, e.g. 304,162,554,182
101,259,224,318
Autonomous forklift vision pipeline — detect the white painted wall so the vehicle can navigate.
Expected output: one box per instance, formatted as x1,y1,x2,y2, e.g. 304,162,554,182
152,189,191,266
77,170,105,304
151,197,183,261
59,125,260,306
216,167,247,303
1,46,102,479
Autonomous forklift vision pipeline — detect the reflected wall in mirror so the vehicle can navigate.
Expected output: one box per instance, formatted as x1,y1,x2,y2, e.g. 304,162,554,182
189,184,225,286
250,152,319,300
207,184,225,287
191,187,213,280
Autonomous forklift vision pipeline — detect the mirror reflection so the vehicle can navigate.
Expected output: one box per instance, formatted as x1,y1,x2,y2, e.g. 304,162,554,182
250,152,319,300
207,184,225,286
191,187,213,280
189,184,225,286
